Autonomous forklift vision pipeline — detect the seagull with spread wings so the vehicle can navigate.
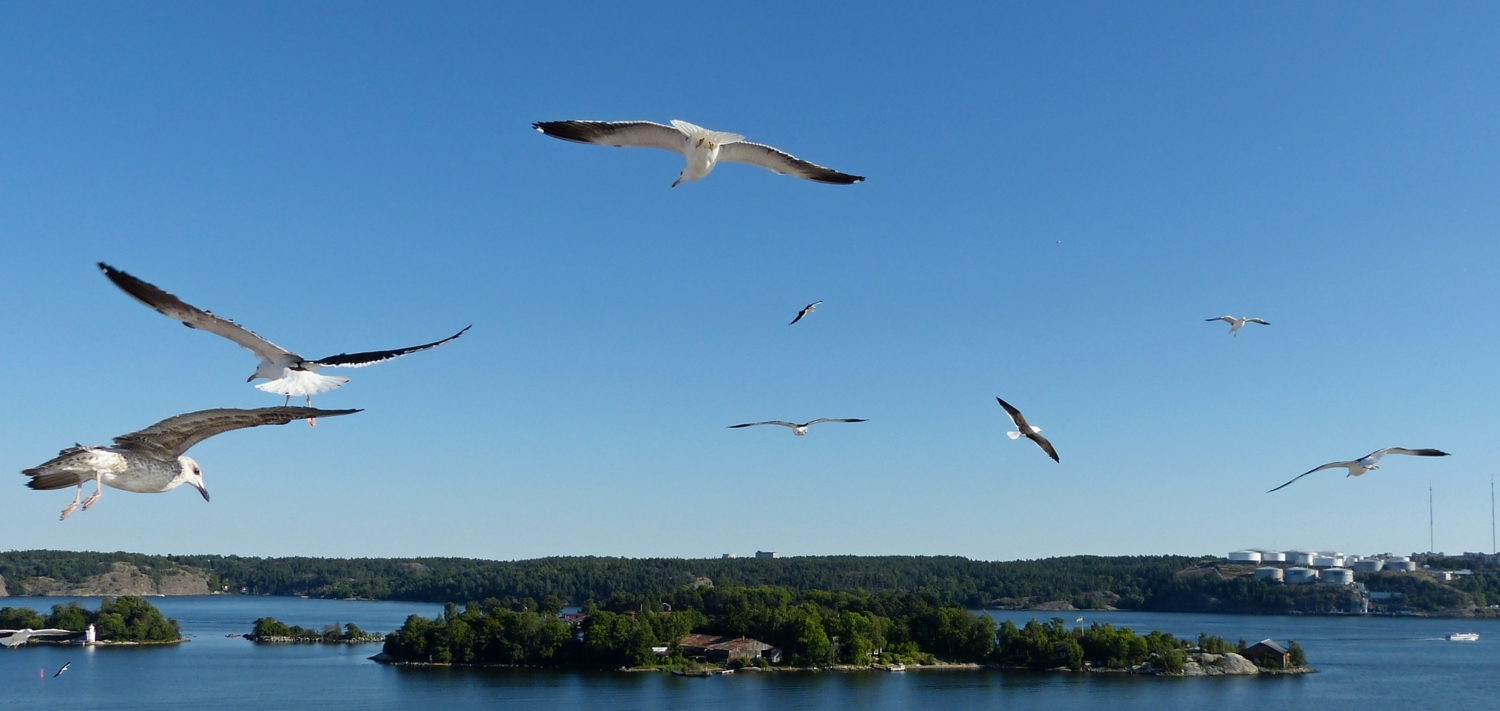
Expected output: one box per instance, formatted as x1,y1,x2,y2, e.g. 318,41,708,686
1206,315,1271,336
0,629,77,648
996,397,1059,462
22,407,359,520
100,264,468,414
728,418,867,437
53,662,71,677
1267,447,1451,492
789,301,823,325
533,120,864,187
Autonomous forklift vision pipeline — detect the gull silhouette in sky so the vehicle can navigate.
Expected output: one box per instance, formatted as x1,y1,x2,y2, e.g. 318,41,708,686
996,397,1059,462
1267,447,1450,492
789,301,823,325
23,407,359,520
1205,315,1271,336
100,263,468,418
533,120,864,187
729,418,868,437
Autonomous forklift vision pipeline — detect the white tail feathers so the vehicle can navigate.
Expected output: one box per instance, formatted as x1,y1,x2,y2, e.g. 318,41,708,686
670,119,744,145
255,369,350,397
1007,431,1022,440
1031,426,1042,434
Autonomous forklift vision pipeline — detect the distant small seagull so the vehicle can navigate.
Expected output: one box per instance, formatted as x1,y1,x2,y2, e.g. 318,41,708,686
100,264,468,418
1205,315,1271,336
995,397,1059,462
53,662,70,677
729,418,868,437
1075,617,1084,623
789,301,823,325
0,629,75,648
1267,447,1451,493
23,407,359,520
533,120,864,187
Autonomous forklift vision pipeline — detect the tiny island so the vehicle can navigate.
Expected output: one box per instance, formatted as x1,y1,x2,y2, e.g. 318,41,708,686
372,586,1311,676
0,595,183,645
245,617,386,644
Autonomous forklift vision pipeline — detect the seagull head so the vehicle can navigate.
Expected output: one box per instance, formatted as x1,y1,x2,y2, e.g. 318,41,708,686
178,456,209,502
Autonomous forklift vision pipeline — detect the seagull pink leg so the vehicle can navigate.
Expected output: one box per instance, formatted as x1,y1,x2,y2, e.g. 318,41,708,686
306,395,315,427
59,485,82,520
80,471,103,511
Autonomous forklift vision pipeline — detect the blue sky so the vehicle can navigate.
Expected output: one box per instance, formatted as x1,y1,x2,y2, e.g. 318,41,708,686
1,2,1497,561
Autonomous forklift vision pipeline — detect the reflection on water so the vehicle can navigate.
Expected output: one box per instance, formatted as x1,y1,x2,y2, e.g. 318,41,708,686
1,597,1496,710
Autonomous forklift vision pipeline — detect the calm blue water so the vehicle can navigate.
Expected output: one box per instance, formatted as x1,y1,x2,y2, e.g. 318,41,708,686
2,596,1496,709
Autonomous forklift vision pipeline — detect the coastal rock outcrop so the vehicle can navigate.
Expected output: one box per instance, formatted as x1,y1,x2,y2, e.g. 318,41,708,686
1181,652,1260,676
20,562,210,596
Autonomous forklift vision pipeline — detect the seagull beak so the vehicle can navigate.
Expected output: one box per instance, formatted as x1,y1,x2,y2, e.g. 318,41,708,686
195,482,210,502
671,178,681,188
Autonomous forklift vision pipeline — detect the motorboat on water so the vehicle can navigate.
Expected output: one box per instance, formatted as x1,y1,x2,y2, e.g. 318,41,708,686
1447,632,1479,642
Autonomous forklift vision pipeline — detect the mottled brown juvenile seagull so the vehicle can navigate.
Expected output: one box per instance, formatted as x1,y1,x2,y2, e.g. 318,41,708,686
23,407,359,520
996,397,1059,462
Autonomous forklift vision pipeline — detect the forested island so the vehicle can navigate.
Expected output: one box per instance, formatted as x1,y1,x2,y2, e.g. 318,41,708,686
3,550,1494,617
377,585,1310,676
246,617,385,644
0,595,182,644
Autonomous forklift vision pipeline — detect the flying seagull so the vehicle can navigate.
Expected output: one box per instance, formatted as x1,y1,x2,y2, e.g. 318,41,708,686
1206,315,1271,336
728,418,867,437
1267,447,1451,493
995,397,1059,462
533,120,864,187
0,629,76,649
789,301,823,325
53,662,71,677
99,264,467,418
22,406,359,520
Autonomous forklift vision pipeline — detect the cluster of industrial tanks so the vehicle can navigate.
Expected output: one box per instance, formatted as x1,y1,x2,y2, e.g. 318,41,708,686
1226,549,1417,586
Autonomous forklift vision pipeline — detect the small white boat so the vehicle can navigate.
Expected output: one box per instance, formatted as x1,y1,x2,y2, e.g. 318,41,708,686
1447,632,1479,642
886,663,906,672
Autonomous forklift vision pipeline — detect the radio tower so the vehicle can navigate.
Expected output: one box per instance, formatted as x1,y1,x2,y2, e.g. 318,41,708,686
1491,473,1495,555
1429,480,1435,554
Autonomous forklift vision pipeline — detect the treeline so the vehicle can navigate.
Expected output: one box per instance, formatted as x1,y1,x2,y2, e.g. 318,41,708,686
382,584,1303,672
2,550,1197,607
249,617,380,642
0,595,181,642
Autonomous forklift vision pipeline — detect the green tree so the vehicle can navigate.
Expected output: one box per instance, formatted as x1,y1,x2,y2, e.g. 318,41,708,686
1288,640,1306,668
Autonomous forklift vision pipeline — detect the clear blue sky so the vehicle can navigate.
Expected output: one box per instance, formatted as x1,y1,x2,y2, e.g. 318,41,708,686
2,2,1497,561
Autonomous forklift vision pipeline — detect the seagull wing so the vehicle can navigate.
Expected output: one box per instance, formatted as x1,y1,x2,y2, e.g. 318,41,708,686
789,302,821,325
99,263,294,363
717,141,864,184
28,629,76,637
1246,318,1271,325
1365,447,1450,463
112,407,361,458
54,662,70,677
1026,431,1061,463
1267,461,1354,493
1205,316,1235,324
804,418,869,427
728,421,799,429
789,309,809,326
995,397,1030,430
533,120,688,154
308,325,470,368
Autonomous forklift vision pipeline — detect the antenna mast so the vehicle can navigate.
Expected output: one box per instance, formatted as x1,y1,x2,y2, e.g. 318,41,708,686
1429,480,1435,554
1491,473,1495,555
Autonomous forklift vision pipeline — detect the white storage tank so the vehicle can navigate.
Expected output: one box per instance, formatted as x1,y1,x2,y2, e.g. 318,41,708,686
1312,556,1344,568
1228,550,1263,563
1385,560,1417,572
1287,550,1316,566
1254,567,1284,581
1322,568,1354,585
1260,551,1287,563
1353,559,1384,573
1285,567,1320,584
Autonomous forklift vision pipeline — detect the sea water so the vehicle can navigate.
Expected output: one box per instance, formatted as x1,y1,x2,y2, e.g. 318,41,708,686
2,596,1496,710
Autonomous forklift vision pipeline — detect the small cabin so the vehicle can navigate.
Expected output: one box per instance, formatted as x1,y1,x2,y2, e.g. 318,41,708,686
1241,639,1290,668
